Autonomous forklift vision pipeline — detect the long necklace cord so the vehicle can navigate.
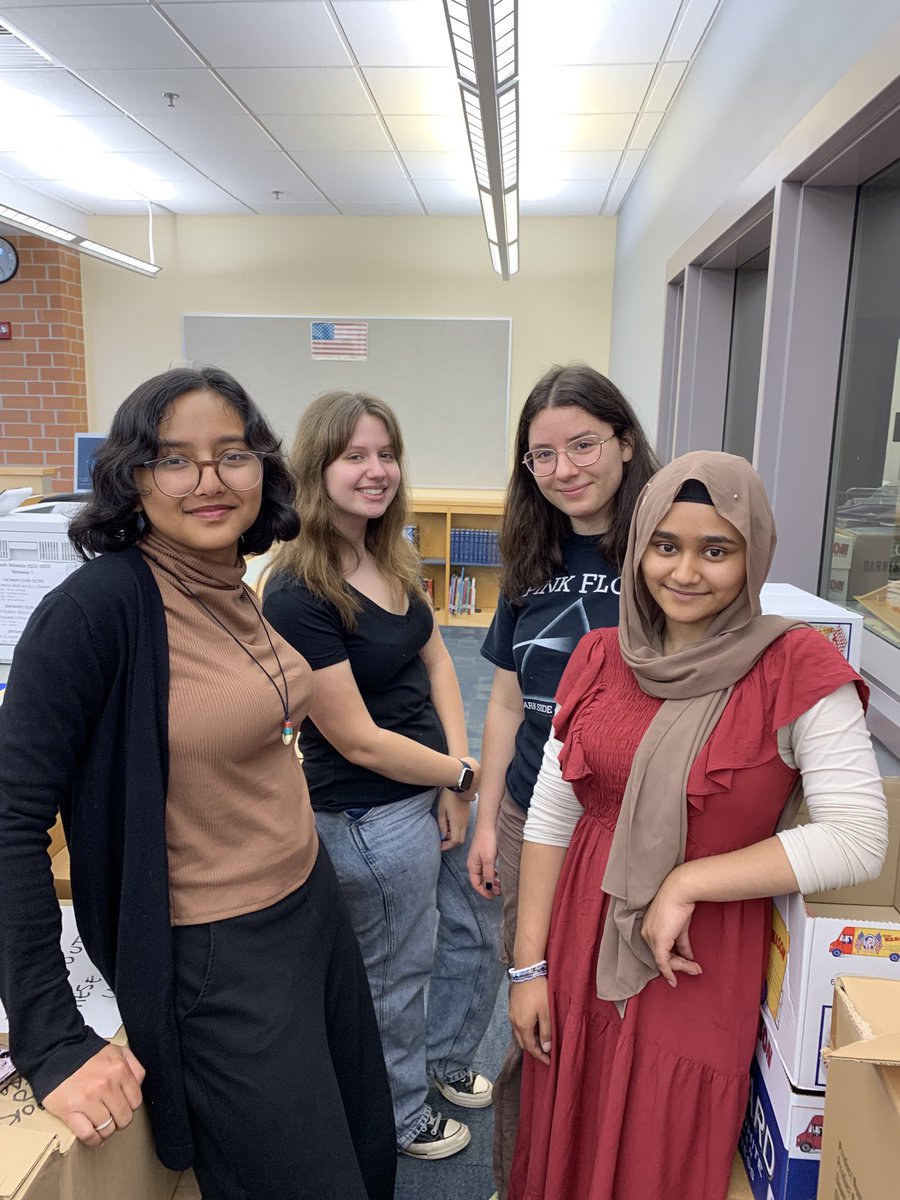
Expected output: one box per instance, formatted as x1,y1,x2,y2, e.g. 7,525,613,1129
150,559,294,746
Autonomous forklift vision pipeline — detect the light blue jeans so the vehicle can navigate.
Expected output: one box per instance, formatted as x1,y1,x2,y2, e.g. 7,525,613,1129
315,789,503,1149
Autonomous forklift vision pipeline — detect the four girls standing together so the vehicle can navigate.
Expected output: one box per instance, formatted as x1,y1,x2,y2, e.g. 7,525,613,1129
0,360,889,1200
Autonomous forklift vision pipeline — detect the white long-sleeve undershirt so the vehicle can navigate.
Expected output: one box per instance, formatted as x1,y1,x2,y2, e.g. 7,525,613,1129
523,682,888,895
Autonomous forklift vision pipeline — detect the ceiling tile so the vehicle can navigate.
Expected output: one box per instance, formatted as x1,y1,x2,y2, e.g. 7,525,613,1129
265,114,391,153
645,60,687,111
2,5,201,69
242,200,338,215
603,148,645,213
0,68,121,116
667,0,721,62
400,151,474,181
47,113,166,153
78,68,244,117
519,0,681,66
160,2,350,68
520,151,622,183
422,200,480,216
520,180,609,215
383,114,468,153
218,67,372,115
529,113,636,154
197,153,330,204
333,0,454,67
295,152,408,189
363,66,460,115
415,178,478,207
326,176,420,204
136,113,278,158
630,111,663,151
520,65,655,116
337,201,425,215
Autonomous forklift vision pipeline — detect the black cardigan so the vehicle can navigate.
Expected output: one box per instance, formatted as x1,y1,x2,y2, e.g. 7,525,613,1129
0,548,193,1169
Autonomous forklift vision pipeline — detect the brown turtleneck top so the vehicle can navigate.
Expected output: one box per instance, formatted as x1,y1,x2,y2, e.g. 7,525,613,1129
140,534,317,925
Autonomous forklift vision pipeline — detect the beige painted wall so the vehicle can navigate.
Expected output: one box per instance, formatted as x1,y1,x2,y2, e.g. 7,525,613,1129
82,214,616,458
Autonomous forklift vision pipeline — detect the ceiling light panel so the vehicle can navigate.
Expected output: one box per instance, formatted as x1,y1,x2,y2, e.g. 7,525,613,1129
158,2,350,68
78,239,161,274
444,0,519,279
334,1,456,68
0,204,77,241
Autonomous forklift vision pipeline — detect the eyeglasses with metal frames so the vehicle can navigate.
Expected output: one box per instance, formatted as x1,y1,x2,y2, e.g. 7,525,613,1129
139,450,266,497
523,434,617,477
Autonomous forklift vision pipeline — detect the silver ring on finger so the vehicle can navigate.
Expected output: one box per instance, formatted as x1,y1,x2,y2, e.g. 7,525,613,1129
93,1117,114,1132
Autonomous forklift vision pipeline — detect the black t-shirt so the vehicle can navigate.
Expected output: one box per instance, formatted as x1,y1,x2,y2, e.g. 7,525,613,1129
263,574,447,812
480,534,620,810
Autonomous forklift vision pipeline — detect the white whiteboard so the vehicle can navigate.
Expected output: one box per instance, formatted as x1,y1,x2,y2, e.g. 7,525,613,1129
182,315,511,489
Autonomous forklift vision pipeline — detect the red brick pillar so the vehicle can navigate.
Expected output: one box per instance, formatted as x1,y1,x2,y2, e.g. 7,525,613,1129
0,235,88,491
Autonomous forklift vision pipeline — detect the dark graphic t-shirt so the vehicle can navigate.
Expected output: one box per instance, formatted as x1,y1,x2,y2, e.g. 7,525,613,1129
480,534,620,810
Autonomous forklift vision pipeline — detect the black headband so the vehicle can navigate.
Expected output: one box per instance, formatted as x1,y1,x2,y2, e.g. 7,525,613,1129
673,478,714,505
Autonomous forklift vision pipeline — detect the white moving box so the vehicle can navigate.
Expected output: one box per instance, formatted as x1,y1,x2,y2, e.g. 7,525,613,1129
763,785,900,1092
759,583,862,670
739,1008,823,1200
0,510,81,662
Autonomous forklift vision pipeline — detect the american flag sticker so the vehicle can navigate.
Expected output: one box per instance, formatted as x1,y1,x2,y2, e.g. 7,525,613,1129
310,320,368,360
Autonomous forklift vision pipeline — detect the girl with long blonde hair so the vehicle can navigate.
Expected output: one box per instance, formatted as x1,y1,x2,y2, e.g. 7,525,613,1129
264,390,503,1161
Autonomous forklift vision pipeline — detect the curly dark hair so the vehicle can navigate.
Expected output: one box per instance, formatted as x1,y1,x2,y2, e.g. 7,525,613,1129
68,366,299,559
500,363,660,600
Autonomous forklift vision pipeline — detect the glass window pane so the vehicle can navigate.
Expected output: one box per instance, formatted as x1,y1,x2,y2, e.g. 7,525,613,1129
823,158,900,649
722,248,769,460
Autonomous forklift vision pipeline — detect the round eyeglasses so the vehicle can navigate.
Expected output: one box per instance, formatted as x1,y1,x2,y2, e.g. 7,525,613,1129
523,434,616,477
140,451,266,497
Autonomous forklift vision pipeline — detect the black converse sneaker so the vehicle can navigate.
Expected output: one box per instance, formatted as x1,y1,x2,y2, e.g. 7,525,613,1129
400,1109,471,1160
432,1067,494,1109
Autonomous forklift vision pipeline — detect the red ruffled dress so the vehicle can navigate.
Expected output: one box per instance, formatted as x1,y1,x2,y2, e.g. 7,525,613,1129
509,626,863,1200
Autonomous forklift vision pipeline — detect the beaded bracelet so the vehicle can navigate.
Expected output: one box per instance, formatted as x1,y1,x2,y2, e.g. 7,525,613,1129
507,959,548,984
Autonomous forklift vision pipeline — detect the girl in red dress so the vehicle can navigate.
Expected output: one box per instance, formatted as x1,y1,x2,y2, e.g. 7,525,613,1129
507,451,888,1200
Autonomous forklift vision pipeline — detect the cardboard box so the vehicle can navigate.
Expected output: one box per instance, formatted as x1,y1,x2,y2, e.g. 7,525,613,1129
829,525,900,601
816,976,900,1200
824,569,851,606
740,1008,823,1200
759,583,863,670
764,784,900,1091
50,846,71,901
0,1070,179,1200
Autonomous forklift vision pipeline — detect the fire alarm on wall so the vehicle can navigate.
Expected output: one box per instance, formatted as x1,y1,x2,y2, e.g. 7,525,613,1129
0,321,11,339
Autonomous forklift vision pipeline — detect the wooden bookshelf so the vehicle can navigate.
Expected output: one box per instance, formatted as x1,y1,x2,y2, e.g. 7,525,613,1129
410,488,505,629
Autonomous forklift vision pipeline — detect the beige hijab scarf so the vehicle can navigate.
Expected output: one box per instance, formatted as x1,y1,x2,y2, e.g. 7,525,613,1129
595,451,803,1007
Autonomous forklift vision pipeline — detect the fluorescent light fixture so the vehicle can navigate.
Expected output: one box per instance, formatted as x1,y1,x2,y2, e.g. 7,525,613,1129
0,204,78,241
77,241,161,276
444,0,519,279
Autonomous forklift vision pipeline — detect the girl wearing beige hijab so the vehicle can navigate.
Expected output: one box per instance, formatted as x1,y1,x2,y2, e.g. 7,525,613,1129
506,451,888,1200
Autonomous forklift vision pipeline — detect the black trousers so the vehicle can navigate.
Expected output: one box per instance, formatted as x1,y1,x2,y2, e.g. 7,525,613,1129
172,846,396,1200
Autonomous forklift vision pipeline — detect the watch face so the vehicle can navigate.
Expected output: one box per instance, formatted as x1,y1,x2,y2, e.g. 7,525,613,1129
0,237,19,285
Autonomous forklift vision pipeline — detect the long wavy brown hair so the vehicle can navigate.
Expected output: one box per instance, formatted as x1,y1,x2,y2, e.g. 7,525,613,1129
268,390,426,629
501,363,660,601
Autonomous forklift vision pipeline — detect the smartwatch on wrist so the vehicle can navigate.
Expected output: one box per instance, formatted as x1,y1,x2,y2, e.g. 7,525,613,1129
447,759,475,793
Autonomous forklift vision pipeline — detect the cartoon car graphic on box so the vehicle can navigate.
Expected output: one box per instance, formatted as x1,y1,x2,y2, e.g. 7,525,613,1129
829,926,900,961
796,1115,824,1153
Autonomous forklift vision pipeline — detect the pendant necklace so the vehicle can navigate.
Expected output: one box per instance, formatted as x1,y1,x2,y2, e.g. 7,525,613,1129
152,560,295,747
